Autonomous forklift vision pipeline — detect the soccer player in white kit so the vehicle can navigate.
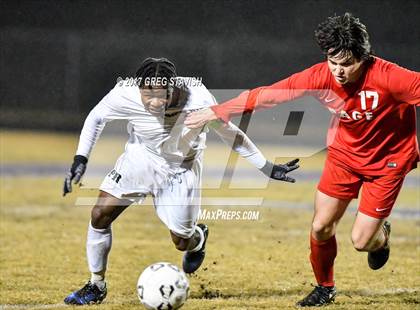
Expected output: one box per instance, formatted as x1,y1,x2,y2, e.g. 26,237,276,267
63,57,299,305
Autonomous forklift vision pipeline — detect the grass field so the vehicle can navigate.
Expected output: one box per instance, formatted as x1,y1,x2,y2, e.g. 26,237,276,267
1,130,419,309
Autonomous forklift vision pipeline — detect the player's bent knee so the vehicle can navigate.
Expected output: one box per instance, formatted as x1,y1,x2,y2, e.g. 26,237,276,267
351,234,369,251
91,206,105,221
352,241,368,251
91,206,112,229
312,220,334,237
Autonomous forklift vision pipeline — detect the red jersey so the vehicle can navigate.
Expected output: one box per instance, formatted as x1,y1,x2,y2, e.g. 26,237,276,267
212,57,420,175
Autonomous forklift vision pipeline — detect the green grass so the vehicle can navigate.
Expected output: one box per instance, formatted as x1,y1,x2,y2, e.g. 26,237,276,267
0,177,419,309
0,130,419,309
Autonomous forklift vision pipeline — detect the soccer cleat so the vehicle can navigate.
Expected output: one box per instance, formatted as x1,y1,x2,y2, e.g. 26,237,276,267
182,223,209,274
368,221,391,270
296,285,336,307
64,281,107,305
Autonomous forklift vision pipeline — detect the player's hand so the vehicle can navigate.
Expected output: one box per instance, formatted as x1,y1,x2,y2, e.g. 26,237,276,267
259,159,300,183
63,155,88,196
184,108,218,128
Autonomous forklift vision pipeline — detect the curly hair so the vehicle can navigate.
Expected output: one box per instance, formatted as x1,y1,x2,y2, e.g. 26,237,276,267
315,12,372,61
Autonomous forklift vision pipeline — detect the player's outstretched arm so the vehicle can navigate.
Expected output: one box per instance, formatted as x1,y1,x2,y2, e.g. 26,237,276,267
62,86,124,196
210,120,300,182
62,106,106,196
185,65,318,128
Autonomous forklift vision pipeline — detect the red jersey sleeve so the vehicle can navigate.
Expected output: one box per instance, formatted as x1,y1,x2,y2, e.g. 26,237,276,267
211,63,326,123
386,62,420,105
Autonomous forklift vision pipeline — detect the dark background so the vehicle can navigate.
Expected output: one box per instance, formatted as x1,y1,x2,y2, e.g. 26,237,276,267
1,0,419,131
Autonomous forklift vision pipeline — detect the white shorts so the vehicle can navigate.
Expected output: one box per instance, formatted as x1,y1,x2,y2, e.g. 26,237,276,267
100,142,202,238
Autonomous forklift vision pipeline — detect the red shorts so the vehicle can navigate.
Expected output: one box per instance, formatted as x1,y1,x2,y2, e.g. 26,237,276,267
317,159,406,219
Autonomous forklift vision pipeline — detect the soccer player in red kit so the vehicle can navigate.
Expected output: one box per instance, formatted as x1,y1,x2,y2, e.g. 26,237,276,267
185,13,419,306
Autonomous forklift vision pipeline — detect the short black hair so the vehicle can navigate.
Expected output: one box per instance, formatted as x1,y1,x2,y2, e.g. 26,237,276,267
135,57,177,87
315,13,372,61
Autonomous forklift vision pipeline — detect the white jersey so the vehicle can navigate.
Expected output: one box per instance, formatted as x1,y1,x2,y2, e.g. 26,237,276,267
76,77,266,174
75,77,270,237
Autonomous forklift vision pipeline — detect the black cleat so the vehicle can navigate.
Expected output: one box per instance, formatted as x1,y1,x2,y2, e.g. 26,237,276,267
182,223,209,274
64,281,107,305
296,285,336,307
368,221,391,270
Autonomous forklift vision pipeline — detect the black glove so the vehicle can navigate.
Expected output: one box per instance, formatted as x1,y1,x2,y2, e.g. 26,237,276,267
260,158,300,183
63,155,88,196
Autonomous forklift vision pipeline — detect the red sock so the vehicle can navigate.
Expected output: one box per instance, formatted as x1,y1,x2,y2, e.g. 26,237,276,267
310,234,337,287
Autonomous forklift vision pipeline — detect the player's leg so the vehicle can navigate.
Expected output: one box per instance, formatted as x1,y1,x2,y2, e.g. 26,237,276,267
311,190,350,241
64,191,132,305
310,190,350,282
85,142,156,285
179,163,209,274
176,221,209,270
351,212,391,270
65,143,155,305
87,191,132,284
168,169,205,253
352,174,404,270
351,213,386,252
297,191,350,307
297,159,361,307
154,162,208,273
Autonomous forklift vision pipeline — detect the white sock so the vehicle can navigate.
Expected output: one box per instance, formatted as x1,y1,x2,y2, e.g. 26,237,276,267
90,272,106,290
189,225,205,253
86,221,112,284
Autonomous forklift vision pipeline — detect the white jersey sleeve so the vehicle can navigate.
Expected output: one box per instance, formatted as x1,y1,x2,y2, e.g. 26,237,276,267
76,84,130,158
193,85,266,169
209,120,267,169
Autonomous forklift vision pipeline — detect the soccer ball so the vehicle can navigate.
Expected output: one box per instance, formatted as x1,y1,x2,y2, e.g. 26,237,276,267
137,262,189,310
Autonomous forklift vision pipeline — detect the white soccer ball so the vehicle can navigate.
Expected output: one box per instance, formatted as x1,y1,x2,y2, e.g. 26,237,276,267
137,262,190,310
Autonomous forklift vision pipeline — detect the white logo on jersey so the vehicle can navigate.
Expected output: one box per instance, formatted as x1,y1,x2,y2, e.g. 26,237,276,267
330,91,379,121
